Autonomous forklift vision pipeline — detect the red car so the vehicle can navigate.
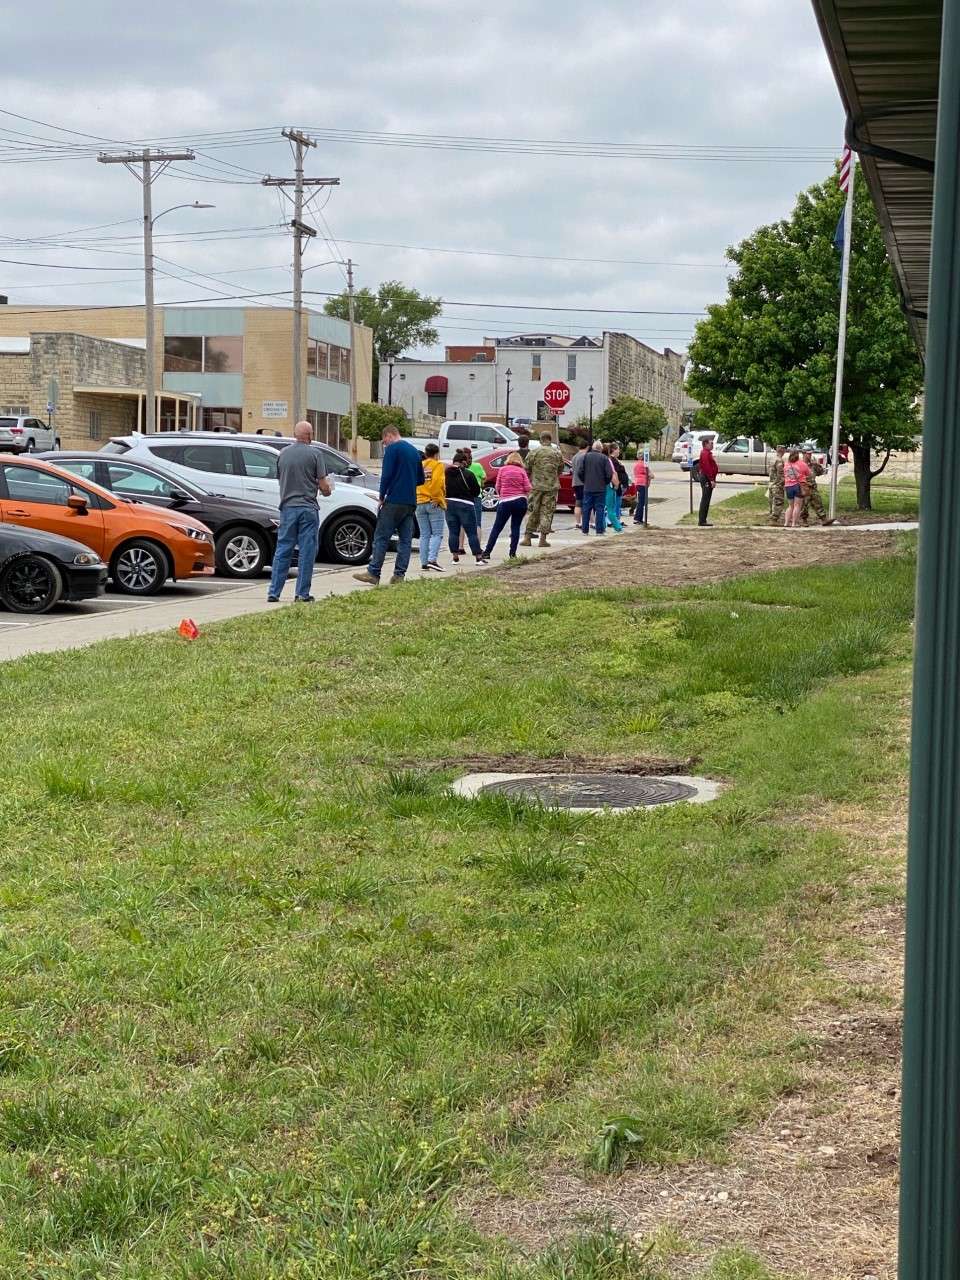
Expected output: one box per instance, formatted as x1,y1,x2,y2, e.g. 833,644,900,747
478,449,637,512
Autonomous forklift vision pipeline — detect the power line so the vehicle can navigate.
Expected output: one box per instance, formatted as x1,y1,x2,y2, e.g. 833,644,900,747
330,235,728,270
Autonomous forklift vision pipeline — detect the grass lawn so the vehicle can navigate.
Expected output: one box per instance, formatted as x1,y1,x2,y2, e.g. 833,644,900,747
682,473,921,527
0,545,916,1279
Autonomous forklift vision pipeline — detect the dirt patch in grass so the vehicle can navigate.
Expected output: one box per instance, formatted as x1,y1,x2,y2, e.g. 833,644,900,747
461,786,907,1280
407,752,696,776
499,527,901,596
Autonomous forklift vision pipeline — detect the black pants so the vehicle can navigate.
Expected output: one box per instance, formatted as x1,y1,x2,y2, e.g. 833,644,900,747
698,480,714,525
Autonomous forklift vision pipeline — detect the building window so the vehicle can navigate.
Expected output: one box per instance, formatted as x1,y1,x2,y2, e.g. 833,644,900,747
531,353,541,381
201,407,242,432
89,410,103,440
308,339,353,382
0,404,28,417
427,392,447,417
307,409,346,449
567,354,577,381
163,336,243,374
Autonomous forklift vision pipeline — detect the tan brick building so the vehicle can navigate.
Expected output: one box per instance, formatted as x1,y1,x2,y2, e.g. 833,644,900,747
0,303,373,449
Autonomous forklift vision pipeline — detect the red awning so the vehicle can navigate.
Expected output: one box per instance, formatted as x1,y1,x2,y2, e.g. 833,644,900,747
424,375,448,394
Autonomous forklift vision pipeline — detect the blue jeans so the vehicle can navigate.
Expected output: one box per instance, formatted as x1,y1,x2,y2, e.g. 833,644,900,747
474,497,483,531
633,486,648,523
446,502,482,556
581,489,607,535
369,501,416,580
416,502,445,566
268,505,319,599
483,496,528,559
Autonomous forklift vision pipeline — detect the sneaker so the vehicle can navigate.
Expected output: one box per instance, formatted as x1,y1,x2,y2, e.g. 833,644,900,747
389,576,405,585
294,595,315,603
451,553,460,563
475,556,489,565
426,561,444,572
266,595,280,603
352,571,379,585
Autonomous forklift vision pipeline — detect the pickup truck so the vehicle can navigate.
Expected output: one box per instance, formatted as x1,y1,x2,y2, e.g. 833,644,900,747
410,420,536,461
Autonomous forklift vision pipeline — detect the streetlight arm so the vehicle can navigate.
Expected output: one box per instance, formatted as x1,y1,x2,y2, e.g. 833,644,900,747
152,201,215,226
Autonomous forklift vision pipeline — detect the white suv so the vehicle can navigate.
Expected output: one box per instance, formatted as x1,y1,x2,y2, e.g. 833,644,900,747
98,435,382,565
0,415,59,454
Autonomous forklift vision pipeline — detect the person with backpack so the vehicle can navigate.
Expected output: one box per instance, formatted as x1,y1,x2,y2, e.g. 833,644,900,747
444,450,487,564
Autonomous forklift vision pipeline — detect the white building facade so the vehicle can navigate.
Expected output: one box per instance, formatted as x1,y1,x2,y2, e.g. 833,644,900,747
381,333,685,430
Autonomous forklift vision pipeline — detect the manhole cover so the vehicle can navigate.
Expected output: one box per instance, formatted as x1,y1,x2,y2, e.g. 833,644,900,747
451,772,720,811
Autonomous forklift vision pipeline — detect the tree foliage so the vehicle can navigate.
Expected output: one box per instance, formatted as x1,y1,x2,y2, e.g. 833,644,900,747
325,280,442,399
355,402,411,443
686,174,923,508
593,397,666,446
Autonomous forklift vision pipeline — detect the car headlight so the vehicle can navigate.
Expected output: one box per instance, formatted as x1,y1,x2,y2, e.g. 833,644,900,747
174,524,213,543
72,551,102,566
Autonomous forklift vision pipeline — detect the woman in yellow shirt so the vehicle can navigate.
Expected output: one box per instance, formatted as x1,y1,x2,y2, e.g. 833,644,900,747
416,442,447,571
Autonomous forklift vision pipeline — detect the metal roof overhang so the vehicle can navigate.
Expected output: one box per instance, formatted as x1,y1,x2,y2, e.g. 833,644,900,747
811,0,943,352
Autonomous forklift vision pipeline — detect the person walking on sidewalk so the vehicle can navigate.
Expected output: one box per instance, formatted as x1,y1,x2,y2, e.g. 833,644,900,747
696,438,719,526
416,442,447,572
267,420,332,603
767,444,787,525
581,440,615,535
353,425,424,586
632,453,653,525
483,452,531,560
571,440,589,529
444,450,487,564
521,431,564,547
799,448,836,526
604,444,626,532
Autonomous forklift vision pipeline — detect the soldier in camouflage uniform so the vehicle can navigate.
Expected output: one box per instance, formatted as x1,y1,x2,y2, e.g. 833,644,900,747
768,444,787,524
520,432,565,547
800,448,835,526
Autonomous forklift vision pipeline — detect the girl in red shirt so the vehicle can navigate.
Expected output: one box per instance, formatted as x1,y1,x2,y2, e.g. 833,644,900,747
783,452,812,527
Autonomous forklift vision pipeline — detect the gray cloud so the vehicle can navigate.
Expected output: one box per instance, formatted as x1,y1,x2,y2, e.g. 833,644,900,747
0,0,845,354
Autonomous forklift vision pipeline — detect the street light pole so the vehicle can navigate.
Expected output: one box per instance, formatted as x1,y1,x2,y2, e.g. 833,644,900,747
505,367,512,426
347,258,359,458
97,149,198,435
588,385,595,446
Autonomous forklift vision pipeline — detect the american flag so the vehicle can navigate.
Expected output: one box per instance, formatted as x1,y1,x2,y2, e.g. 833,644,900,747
839,144,853,193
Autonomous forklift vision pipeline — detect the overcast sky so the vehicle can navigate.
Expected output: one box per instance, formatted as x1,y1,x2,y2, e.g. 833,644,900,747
0,0,843,357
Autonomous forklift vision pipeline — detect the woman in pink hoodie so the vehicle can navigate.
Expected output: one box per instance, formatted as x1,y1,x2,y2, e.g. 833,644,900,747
482,452,532,560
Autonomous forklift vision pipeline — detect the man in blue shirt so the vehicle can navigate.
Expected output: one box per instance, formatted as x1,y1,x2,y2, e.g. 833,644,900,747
353,425,424,585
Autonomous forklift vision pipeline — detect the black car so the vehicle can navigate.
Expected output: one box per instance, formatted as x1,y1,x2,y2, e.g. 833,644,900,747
42,453,282,579
0,522,107,613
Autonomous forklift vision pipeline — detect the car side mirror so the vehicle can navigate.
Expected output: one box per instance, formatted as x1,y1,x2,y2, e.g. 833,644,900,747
169,489,191,504
346,465,363,477
67,494,88,513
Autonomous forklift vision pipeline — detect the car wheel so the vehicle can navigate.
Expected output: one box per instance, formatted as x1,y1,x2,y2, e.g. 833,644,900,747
321,514,375,565
0,554,62,613
110,540,168,595
215,527,268,578
481,484,499,512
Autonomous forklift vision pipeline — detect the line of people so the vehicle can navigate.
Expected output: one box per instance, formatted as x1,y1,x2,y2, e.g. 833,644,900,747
569,439,654,535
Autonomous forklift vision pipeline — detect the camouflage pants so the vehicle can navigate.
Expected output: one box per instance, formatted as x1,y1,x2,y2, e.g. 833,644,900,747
769,481,785,523
526,487,558,534
800,484,827,524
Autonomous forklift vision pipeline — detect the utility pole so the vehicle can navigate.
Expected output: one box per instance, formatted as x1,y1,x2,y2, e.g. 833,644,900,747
262,130,339,425
98,149,195,435
347,258,359,457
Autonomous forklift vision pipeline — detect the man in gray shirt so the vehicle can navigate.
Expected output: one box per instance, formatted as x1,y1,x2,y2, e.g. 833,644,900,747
267,420,332,603
580,440,614,535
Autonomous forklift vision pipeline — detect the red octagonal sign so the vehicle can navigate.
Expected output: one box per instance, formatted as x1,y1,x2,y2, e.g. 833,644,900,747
543,380,571,412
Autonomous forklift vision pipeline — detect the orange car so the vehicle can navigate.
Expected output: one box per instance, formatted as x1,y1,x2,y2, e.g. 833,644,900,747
0,456,214,595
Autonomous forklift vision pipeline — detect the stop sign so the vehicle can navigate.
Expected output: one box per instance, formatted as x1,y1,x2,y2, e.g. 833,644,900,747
543,380,571,413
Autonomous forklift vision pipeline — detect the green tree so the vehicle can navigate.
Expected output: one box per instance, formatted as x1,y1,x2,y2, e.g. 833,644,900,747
325,280,442,400
686,174,923,509
355,402,411,443
593,397,666,447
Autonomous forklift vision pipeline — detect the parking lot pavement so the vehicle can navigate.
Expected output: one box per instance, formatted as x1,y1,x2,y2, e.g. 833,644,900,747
0,486,753,663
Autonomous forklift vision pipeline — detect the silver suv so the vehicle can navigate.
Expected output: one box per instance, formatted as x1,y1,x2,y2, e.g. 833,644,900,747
0,415,59,454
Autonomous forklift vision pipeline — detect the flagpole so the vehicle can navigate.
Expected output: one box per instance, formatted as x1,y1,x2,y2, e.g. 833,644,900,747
828,153,856,520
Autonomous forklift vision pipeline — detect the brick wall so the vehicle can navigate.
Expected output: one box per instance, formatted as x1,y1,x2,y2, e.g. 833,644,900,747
0,353,32,414
605,334,686,428
26,332,145,446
